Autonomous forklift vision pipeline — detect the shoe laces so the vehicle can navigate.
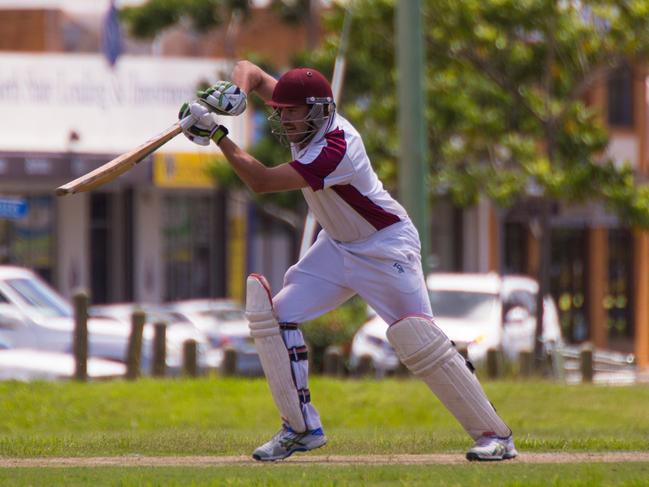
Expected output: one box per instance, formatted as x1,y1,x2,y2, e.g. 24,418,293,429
271,426,291,441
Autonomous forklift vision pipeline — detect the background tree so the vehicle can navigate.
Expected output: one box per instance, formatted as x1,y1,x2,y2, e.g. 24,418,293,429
120,0,246,39
311,0,649,357
121,0,320,53
122,0,649,354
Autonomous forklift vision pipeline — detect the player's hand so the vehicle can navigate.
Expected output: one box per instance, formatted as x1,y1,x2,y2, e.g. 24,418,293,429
178,101,229,146
197,81,247,116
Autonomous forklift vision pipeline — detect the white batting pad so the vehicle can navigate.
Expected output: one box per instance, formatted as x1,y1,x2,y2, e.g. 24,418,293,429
387,316,511,439
245,274,306,432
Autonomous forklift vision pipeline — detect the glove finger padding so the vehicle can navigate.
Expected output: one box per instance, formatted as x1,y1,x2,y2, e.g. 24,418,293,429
198,81,247,116
178,101,220,146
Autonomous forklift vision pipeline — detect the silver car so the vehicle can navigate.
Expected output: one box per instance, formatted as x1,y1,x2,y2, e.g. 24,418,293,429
166,299,263,376
0,265,136,365
0,349,126,381
90,303,218,373
350,272,563,372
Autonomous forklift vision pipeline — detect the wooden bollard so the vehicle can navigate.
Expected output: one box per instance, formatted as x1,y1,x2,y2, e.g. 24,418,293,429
126,310,145,380
580,343,594,383
323,346,344,377
183,339,198,377
519,350,534,378
550,347,565,381
486,349,501,379
221,347,237,376
151,322,167,377
73,290,89,382
356,354,375,377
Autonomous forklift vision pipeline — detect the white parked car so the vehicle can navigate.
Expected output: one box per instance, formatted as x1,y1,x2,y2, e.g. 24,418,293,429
0,266,137,365
350,273,563,372
0,348,126,381
90,303,219,373
166,299,263,376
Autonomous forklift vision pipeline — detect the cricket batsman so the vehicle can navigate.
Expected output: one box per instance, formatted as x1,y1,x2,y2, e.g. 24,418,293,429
177,60,518,462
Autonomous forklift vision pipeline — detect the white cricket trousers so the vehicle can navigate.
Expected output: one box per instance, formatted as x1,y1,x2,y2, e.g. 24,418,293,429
274,220,432,325
272,220,432,431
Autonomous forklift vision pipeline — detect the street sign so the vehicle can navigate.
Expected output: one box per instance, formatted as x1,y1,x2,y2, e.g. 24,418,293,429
0,198,28,220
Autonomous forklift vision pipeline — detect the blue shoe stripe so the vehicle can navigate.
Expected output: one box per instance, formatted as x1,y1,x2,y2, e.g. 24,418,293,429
285,426,324,436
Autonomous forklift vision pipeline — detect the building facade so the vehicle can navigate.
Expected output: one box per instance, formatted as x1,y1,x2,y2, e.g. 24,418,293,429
431,63,648,368
0,3,307,305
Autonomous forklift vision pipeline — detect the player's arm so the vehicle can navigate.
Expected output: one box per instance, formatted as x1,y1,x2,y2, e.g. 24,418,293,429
179,100,304,193
195,61,273,116
231,60,277,103
217,136,307,193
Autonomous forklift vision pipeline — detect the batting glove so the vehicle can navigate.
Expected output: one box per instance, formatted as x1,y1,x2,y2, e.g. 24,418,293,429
178,101,229,146
197,81,247,116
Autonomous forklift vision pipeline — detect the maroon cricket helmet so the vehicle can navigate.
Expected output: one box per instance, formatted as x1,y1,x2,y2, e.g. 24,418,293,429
266,68,334,108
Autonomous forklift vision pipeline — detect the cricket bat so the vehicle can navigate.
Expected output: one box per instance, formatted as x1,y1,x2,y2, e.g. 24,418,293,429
55,122,183,196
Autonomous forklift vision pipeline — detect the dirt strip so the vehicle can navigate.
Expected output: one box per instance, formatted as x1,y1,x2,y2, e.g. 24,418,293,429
1,452,649,467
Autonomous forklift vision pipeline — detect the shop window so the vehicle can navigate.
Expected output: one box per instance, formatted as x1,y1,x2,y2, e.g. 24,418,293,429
429,198,463,272
0,195,55,283
607,229,633,346
163,194,225,301
607,64,634,128
504,222,528,274
549,229,588,343
90,193,111,304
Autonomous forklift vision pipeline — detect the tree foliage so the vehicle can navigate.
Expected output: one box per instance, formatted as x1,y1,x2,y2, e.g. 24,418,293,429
120,0,239,38
312,0,649,226
120,0,312,39
121,0,649,226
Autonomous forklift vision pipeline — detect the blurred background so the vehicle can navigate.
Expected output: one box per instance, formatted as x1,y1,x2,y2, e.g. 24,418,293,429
0,0,647,380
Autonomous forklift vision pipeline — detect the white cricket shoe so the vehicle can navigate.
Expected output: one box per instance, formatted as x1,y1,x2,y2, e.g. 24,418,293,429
252,426,327,461
466,434,518,461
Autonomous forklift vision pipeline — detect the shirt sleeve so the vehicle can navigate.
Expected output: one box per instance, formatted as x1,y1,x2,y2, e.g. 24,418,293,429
289,129,352,191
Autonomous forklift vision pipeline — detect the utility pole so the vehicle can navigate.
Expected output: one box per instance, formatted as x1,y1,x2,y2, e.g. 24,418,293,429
396,0,430,265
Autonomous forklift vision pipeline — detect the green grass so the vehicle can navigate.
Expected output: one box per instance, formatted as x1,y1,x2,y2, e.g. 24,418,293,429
2,464,649,487
1,378,648,486
0,377,648,457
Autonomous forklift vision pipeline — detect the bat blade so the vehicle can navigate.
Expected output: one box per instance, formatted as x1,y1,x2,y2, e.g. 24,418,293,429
56,123,183,196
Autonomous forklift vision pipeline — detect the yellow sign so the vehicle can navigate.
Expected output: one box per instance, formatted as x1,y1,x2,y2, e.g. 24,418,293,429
153,152,221,188
228,214,247,302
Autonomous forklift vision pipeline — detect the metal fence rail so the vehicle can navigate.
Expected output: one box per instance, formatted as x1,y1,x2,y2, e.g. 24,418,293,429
558,345,637,385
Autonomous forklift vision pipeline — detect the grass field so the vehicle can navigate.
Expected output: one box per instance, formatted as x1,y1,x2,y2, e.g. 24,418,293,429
0,377,648,485
2,463,649,487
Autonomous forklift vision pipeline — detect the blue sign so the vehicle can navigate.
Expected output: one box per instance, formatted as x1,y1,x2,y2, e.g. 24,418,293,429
0,198,28,220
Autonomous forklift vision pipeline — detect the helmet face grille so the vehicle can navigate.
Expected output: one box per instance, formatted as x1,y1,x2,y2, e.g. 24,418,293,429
267,103,335,147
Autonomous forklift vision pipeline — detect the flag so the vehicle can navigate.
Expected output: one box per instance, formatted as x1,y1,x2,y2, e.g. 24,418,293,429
102,0,123,67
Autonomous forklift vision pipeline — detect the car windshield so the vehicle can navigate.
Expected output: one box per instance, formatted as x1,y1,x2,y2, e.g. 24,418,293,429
6,277,73,318
146,309,193,325
429,290,498,321
199,309,246,322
